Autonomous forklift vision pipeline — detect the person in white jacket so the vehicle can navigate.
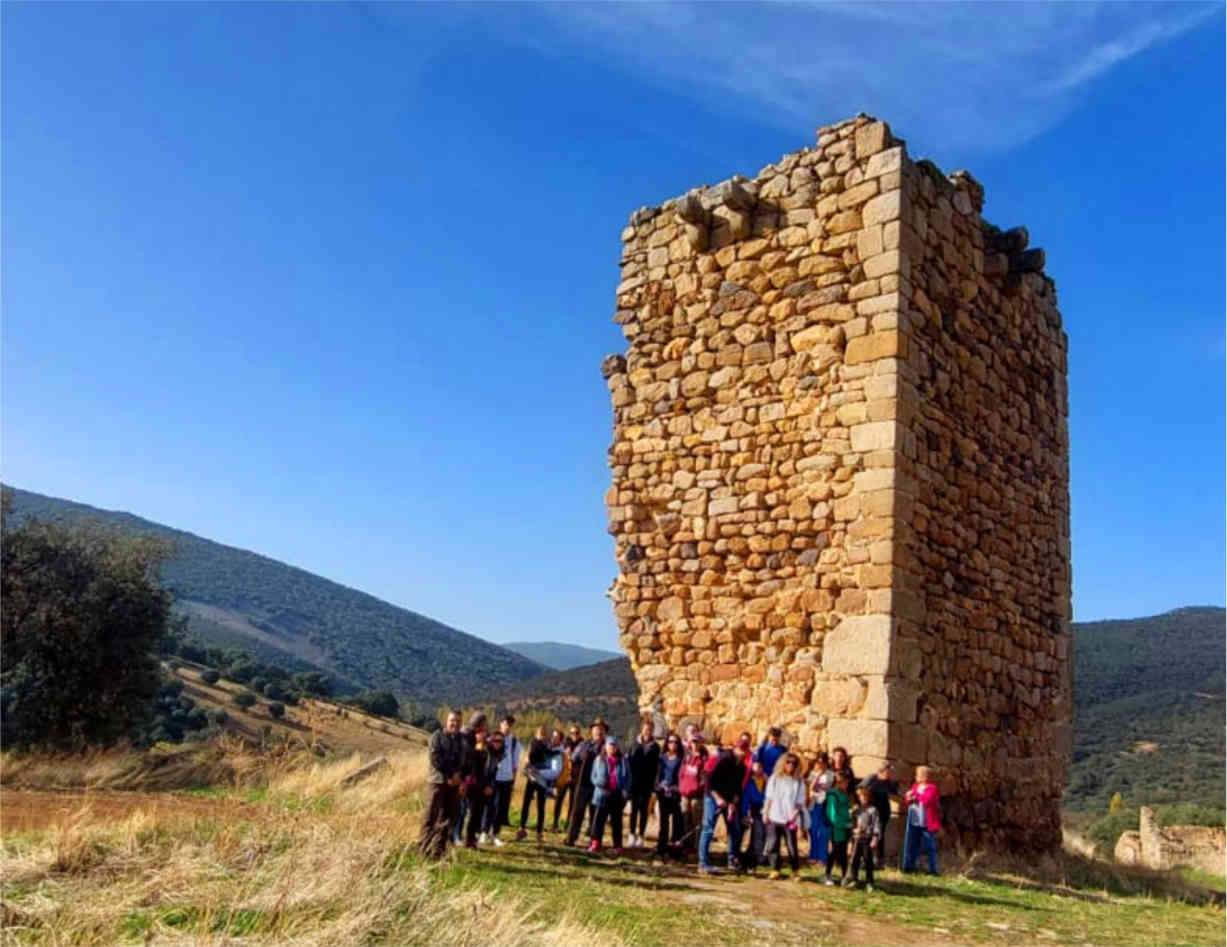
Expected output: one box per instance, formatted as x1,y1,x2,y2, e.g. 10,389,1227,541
762,752,807,879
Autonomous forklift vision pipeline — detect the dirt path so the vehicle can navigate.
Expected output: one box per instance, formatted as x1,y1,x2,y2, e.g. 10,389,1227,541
0,788,250,834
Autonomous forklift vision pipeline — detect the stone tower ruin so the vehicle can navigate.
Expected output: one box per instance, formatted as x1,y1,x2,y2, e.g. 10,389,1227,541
603,114,1071,852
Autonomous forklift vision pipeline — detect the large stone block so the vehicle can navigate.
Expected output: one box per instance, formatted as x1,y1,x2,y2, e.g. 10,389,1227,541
822,615,893,675
826,718,889,758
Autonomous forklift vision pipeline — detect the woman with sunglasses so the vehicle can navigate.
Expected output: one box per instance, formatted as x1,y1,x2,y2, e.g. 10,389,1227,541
762,752,807,880
654,732,685,858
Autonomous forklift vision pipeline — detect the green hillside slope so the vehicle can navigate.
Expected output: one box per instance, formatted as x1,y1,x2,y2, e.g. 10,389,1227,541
1064,606,1225,812
5,486,545,703
502,641,622,670
478,658,641,738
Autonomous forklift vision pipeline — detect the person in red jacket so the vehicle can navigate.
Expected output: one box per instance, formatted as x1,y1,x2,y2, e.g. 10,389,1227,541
678,732,708,854
901,765,941,875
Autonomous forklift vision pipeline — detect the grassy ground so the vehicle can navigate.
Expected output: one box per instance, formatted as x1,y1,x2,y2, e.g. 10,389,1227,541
1,749,1222,946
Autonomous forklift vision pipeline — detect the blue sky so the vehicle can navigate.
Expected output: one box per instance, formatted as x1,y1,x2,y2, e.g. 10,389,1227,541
3,2,1223,650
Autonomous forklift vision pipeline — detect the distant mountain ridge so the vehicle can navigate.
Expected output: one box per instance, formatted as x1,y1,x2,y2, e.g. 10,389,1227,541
4,486,546,703
502,641,622,670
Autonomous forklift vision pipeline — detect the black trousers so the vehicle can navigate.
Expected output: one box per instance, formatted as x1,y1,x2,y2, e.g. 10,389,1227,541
566,783,596,845
466,790,491,845
876,812,890,867
764,822,799,872
591,791,625,848
520,780,548,832
554,779,575,829
418,783,460,859
826,837,849,877
656,794,683,853
629,788,652,837
850,838,875,884
741,812,766,869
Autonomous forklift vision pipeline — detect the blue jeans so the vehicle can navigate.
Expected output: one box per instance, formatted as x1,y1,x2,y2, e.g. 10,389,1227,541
699,794,742,869
902,821,938,874
808,802,829,863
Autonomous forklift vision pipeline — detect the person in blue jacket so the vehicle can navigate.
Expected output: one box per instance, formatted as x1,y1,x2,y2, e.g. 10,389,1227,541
588,736,632,855
740,757,768,872
754,726,787,776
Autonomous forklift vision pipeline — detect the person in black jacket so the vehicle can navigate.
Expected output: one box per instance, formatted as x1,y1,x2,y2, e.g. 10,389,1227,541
627,719,660,848
464,729,503,848
516,725,552,841
698,740,748,874
452,711,488,843
564,719,607,846
418,710,465,859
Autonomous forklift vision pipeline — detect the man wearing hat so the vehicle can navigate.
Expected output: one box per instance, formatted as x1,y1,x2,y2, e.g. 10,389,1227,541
564,718,608,846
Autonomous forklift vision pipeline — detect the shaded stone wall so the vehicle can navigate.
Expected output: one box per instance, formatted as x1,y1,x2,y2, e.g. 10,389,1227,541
1116,807,1227,873
604,114,1071,852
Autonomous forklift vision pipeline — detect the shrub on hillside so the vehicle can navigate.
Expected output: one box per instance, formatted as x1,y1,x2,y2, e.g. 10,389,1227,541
351,690,399,718
1,495,171,750
233,692,257,709
200,669,220,685
268,701,286,719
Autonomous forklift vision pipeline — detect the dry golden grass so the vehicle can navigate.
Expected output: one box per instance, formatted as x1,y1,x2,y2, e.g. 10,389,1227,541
0,749,625,946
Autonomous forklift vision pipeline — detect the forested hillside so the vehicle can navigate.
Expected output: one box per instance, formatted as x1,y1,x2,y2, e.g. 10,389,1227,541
478,658,641,738
502,641,622,670
5,487,545,703
1064,606,1225,813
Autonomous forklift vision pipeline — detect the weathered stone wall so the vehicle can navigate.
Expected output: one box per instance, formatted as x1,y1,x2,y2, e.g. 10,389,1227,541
604,114,1071,853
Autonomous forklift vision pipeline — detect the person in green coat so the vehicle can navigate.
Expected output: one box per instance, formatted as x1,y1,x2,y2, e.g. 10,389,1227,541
824,772,853,885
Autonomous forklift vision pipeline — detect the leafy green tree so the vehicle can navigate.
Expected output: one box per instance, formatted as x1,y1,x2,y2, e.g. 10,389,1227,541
200,669,221,685
233,692,257,709
352,690,399,718
268,701,286,719
1,497,171,750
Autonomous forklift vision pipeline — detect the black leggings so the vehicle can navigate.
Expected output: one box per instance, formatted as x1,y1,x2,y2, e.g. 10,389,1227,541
591,792,625,848
519,780,548,831
850,838,875,884
629,789,652,837
826,837,849,878
656,794,683,853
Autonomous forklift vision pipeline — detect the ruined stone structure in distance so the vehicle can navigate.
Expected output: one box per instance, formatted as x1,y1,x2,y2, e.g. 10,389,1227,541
603,114,1072,853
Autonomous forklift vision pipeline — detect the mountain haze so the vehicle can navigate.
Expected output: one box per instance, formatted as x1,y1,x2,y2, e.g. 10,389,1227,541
4,486,546,703
502,641,622,670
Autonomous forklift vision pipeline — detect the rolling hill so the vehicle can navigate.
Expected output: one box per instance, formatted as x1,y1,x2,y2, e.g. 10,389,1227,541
480,658,642,739
4,486,545,704
502,641,622,670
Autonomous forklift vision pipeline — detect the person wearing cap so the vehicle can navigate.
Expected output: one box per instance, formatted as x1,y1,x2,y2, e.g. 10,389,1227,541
678,730,708,854
565,719,607,846
860,761,899,868
698,738,748,874
628,718,660,849
754,726,787,777
588,735,631,854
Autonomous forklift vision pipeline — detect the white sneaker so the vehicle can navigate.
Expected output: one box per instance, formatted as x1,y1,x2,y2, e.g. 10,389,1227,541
628,834,638,848
478,832,489,846
492,836,505,848
635,836,644,848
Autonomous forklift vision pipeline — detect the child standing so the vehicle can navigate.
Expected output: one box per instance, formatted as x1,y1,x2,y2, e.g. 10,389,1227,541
846,785,882,890
902,765,941,875
823,772,852,885
740,758,768,873
807,752,833,867
762,752,807,880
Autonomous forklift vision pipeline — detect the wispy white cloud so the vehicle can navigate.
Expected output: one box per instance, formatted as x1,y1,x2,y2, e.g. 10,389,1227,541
528,1,1219,155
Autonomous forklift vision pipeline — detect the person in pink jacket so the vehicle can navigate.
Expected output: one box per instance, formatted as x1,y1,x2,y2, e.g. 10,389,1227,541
901,765,941,875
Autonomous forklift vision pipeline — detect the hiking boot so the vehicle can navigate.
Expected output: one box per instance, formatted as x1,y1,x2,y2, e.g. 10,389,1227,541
866,883,876,892
464,839,477,850
477,832,489,846
768,871,781,881
587,839,600,854
515,829,528,841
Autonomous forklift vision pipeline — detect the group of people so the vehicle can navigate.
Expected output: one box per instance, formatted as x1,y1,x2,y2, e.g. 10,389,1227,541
418,710,942,890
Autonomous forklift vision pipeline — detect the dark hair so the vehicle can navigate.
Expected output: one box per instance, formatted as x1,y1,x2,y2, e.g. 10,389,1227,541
769,726,782,738
501,715,516,726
